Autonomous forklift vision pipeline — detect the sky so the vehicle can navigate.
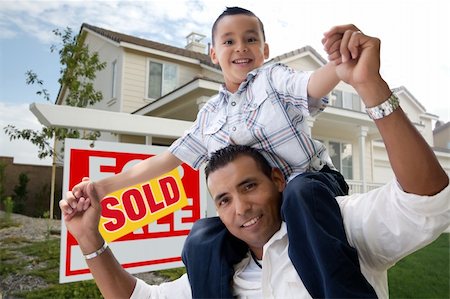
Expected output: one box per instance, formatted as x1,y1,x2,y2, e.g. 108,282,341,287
1,0,449,166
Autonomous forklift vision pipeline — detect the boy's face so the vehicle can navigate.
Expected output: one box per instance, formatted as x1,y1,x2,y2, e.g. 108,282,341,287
210,14,269,93
207,155,284,257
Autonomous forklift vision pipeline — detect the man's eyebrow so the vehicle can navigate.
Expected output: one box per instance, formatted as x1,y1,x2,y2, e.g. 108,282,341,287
213,177,257,202
213,192,227,203
237,178,256,188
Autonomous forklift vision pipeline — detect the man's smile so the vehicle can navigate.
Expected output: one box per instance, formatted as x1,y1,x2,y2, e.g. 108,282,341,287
241,215,262,227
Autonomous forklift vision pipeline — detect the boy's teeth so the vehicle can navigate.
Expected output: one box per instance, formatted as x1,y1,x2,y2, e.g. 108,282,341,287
234,59,250,64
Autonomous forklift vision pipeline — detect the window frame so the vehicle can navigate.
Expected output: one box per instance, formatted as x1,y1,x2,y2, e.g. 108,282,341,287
145,59,178,100
111,59,117,100
317,139,354,180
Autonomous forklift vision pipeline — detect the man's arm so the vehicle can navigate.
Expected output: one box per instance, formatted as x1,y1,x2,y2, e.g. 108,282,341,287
60,180,137,298
324,25,448,195
307,62,340,100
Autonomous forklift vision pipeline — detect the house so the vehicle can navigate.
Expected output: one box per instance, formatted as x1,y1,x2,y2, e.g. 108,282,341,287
434,121,450,151
56,23,450,194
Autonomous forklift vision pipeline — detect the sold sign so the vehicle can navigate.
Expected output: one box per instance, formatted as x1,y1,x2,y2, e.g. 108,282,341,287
99,168,188,242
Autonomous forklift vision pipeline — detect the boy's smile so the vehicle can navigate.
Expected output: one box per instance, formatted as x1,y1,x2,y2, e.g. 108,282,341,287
210,14,269,93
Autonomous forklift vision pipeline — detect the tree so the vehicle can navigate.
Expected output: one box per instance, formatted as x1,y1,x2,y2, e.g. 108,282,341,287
4,27,106,218
12,172,29,214
0,162,7,204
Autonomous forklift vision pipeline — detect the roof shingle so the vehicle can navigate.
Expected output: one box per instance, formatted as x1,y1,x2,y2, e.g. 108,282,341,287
81,23,218,68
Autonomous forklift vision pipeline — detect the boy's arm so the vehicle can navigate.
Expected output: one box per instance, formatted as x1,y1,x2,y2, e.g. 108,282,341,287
94,150,183,198
63,150,182,219
307,62,339,100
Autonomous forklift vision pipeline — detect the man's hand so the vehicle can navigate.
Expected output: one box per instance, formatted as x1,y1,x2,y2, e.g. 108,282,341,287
323,24,388,107
59,177,102,242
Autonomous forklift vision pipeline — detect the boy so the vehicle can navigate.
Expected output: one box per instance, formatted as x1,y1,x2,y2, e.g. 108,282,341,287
66,7,375,297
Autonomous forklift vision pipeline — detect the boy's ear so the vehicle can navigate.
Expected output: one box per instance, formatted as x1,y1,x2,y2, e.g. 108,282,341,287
210,47,219,65
264,43,270,59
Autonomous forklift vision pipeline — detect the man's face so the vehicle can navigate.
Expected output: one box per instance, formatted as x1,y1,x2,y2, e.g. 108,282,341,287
207,155,284,256
210,14,269,93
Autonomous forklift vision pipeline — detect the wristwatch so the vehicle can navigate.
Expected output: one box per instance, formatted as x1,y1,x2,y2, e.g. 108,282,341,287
365,93,400,120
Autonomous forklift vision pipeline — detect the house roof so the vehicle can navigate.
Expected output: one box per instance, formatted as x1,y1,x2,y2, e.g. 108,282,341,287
392,86,426,111
81,23,328,70
132,75,223,115
433,120,450,134
268,45,327,65
81,23,218,68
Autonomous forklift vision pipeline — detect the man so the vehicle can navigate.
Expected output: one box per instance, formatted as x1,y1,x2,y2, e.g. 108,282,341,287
60,25,449,298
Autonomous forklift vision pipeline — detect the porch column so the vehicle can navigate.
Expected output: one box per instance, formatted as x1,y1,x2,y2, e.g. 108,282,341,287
306,116,316,135
358,126,369,192
196,96,214,217
196,96,210,111
145,136,152,145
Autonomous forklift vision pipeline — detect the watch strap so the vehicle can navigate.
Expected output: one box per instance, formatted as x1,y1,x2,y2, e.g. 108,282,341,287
365,93,400,120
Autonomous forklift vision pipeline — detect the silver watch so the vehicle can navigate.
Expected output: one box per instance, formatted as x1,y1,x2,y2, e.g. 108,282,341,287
365,93,400,120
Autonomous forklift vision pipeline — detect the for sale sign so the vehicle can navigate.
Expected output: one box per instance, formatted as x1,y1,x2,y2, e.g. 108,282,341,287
59,139,207,283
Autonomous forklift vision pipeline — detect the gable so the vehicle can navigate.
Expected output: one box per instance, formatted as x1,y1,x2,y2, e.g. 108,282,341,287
267,45,327,70
81,23,217,69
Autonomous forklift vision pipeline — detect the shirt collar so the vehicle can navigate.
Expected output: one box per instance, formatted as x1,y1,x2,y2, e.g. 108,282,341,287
219,65,265,100
263,222,287,252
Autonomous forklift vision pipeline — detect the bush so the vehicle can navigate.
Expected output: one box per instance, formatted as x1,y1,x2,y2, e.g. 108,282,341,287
3,196,14,222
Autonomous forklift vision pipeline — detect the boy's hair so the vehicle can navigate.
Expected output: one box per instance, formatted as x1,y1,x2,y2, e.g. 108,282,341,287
205,145,272,180
211,6,266,46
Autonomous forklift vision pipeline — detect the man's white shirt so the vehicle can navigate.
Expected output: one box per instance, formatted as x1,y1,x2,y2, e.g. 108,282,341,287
131,179,450,298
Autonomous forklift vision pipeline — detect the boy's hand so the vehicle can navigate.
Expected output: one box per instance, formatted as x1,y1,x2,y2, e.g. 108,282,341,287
322,24,361,65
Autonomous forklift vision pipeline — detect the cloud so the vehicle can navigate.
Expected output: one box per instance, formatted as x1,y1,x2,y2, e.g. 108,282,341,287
0,0,215,47
1,0,449,124
0,102,52,165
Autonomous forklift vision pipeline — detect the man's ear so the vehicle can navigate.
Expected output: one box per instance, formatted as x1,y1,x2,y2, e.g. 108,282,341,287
264,43,270,60
210,47,219,64
271,168,285,192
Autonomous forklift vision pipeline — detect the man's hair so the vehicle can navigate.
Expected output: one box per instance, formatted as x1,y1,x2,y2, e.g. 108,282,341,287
205,145,272,180
211,6,266,46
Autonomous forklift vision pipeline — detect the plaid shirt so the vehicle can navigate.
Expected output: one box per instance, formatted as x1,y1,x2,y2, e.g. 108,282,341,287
169,63,333,181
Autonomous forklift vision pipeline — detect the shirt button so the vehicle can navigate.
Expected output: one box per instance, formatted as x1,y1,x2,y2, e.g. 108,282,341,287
231,101,236,106
232,127,236,131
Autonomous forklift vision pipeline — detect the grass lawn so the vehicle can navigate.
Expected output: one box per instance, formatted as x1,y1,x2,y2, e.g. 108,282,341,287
1,212,448,298
388,233,449,298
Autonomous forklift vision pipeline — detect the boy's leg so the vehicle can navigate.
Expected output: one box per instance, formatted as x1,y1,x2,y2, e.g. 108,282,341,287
181,217,247,298
281,171,377,298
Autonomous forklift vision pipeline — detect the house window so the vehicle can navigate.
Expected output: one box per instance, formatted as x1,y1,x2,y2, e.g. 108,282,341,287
332,90,343,107
346,93,361,111
328,141,353,179
331,90,361,111
111,60,117,99
147,61,177,99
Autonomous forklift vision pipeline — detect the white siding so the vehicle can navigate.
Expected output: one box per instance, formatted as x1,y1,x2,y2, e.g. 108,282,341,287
122,50,147,113
84,32,122,113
